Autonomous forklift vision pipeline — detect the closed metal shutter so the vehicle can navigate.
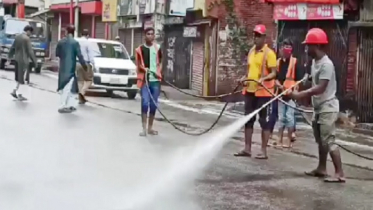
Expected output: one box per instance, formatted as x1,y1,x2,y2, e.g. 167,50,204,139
51,13,69,59
133,28,143,55
119,29,132,55
50,15,59,59
95,16,105,39
191,41,204,94
79,14,92,36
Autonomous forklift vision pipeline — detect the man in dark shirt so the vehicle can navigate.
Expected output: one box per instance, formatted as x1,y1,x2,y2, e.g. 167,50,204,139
135,27,162,136
274,39,303,147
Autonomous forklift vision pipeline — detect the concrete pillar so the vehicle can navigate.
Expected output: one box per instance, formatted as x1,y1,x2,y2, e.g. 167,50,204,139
131,28,134,56
91,15,95,38
58,13,61,40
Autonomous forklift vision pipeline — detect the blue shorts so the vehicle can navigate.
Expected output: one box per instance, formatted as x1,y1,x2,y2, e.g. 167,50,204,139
278,99,295,128
140,82,160,115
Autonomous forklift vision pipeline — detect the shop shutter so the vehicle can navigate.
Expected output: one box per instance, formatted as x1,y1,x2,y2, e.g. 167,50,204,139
50,15,59,59
95,16,105,39
119,29,132,55
191,41,204,94
133,28,143,55
79,14,92,36
51,13,69,59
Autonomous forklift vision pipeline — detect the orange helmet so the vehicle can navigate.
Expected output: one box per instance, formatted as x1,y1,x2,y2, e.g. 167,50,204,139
253,24,266,35
302,28,328,44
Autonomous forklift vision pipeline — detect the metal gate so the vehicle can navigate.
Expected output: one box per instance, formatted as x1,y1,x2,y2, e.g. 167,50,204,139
95,16,105,39
278,20,348,102
133,29,143,55
50,13,69,59
163,25,191,89
79,15,92,36
356,28,373,122
191,41,204,94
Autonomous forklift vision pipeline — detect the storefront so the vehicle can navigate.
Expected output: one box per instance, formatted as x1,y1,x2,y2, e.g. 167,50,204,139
49,1,103,58
273,2,349,105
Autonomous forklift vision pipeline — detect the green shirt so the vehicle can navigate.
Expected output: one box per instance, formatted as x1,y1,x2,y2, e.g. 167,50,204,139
141,44,161,82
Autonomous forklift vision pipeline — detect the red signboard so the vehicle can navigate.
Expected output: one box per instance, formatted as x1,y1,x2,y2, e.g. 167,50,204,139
273,3,344,20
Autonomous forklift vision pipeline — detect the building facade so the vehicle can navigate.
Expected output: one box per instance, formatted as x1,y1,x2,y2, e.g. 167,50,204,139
116,0,166,56
45,0,106,58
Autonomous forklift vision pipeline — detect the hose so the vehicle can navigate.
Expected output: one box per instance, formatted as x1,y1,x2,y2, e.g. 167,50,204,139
145,73,373,161
162,76,313,113
144,73,306,136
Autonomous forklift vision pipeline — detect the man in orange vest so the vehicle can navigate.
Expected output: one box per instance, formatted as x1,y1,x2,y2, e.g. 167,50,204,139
289,28,345,183
135,27,162,137
234,24,277,159
273,39,303,148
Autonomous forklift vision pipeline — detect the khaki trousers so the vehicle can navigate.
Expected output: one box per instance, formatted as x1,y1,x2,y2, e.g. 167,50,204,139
76,63,93,95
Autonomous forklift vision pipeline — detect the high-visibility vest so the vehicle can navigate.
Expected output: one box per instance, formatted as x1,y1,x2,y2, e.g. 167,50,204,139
242,45,275,97
276,56,297,94
135,43,162,88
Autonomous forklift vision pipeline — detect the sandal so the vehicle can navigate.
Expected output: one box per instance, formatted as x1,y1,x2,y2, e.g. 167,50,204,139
139,131,147,137
255,154,268,159
282,144,293,149
304,170,327,178
324,177,346,183
148,130,158,136
234,151,251,157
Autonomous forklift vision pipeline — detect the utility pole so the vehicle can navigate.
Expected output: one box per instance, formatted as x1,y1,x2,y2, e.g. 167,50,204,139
74,0,79,37
70,0,73,24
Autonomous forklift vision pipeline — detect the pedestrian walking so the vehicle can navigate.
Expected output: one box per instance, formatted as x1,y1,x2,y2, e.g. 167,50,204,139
289,28,345,183
8,25,37,101
114,36,120,42
234,24,277,159
76,29,94,104
56,25,87,113
135,27,162,136
274,39,303,148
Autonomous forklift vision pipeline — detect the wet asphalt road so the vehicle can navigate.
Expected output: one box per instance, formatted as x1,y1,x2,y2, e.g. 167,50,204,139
1,70,373,210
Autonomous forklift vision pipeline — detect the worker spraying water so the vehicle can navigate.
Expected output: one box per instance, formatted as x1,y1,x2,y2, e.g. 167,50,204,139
234,24,277,160
288,28,345,183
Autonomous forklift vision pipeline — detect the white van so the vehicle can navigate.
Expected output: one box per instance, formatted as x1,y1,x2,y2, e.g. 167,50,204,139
76,38,138,99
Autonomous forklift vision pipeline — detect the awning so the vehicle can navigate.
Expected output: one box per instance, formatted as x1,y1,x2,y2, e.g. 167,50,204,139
188,19,211,26
27,9,51,18
50,1,102,15
265,0,340,3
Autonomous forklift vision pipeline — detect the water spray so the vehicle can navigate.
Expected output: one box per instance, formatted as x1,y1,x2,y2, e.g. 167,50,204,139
144,72,373,161
123,77,306,209
145,70,308,136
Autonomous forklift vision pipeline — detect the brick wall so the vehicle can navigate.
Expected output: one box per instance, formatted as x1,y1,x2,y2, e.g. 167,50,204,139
213,0,275,95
